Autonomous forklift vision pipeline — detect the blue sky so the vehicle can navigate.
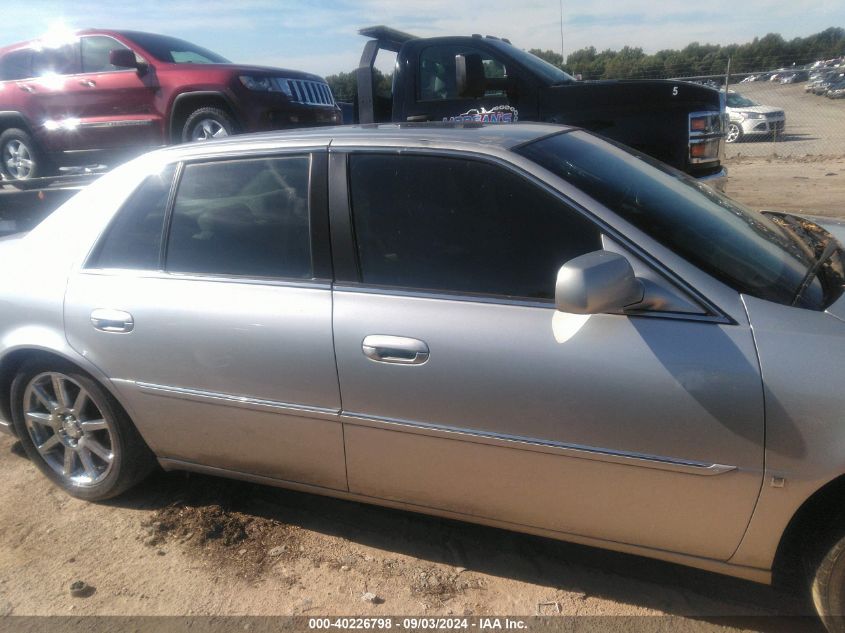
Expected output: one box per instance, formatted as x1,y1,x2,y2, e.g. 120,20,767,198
2,0,844,76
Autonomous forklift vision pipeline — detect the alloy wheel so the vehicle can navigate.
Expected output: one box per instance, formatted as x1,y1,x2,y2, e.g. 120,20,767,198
2,139,34,179
22,372,116,487
190,119,230,141
726,123,741,143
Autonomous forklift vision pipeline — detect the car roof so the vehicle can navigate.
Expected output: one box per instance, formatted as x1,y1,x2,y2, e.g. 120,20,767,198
156,123,571,161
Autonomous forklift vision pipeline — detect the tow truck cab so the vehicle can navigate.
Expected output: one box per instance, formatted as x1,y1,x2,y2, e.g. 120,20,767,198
357,26,726,184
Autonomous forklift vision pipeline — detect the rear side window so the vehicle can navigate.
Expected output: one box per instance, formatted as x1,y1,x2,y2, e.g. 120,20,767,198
81,36,132,73
89,164,176,270
0,49,32,81
31,43,80,76
348,154,602,300
165,157,312,279
419,45,507,101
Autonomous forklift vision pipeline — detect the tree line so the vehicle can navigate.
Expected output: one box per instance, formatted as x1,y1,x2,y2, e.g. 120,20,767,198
531,27,845,80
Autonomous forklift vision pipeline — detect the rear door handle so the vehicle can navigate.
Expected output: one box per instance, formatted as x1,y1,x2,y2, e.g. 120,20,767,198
91,309,134,333
16,84,34,93
79,79,96,88
362,335,429,365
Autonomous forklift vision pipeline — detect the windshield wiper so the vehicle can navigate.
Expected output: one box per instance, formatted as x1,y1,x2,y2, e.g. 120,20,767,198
791,238,840,307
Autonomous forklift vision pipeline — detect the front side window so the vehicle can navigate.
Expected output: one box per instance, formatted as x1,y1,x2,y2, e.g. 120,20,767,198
166,156,312,279
419,45,508,101
88,164,176,270
81,36,133,73
349,154,602,300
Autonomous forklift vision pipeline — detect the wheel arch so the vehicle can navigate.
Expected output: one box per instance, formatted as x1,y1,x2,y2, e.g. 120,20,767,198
0,111,35,137
0,346,137,437
168,91,239,143
772,474,845,589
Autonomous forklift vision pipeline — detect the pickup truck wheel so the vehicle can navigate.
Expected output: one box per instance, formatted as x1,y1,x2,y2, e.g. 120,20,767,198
0,128,54,189
10,358,156,501
182,107,237,143
726,122,743,143
811,532,845,633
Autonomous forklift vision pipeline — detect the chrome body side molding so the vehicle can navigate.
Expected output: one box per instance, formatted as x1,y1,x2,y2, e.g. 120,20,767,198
342,412,737,476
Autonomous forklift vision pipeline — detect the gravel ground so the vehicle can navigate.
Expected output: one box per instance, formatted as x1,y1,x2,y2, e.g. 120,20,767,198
0,156,843,631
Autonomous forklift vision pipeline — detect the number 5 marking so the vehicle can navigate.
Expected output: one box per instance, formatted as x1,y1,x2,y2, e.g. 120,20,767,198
672,86,679,96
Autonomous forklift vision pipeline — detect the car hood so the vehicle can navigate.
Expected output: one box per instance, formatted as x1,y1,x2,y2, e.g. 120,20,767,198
727,105,783,114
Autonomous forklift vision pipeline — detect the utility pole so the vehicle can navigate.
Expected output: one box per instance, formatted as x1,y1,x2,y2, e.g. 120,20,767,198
559,0,565,64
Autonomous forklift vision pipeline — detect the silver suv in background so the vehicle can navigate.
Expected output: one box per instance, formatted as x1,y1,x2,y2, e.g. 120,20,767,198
726,91,786,142
0,124,844,630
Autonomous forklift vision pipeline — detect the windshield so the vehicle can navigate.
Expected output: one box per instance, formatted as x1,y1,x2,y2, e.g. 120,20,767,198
727,93,758,108
517,131,845,310
491,41,576,84
119,31,230,64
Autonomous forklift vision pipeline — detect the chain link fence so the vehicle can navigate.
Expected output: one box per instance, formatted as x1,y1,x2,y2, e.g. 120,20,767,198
601,56,845,158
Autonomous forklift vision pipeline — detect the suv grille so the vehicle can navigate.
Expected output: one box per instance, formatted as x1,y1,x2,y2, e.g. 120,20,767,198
286,80,335,106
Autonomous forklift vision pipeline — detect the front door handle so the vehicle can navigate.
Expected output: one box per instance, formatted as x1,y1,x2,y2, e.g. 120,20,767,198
91,309,134,333
79,79,96,88
362,335,429,365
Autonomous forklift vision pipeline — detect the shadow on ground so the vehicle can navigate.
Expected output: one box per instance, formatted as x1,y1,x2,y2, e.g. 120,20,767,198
7,440,823,632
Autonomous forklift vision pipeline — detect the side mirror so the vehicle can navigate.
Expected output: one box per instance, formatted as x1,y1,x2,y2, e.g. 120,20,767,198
456,53,486,98
109,49,138,69
555,250,645,314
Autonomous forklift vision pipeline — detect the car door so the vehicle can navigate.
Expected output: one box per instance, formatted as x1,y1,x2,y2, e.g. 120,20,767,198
330,150,764,560
72,35,161,150
64,151,347,490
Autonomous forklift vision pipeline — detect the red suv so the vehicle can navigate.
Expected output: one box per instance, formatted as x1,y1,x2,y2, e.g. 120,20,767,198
0,30,341,186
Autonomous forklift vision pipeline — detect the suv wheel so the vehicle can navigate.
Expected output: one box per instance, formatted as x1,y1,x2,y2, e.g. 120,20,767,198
10,358,156,501
182,107,237,143
0,128,53,189
726,122,743,143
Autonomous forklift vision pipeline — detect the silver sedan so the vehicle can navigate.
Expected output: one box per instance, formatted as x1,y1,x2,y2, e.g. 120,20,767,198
0,124,844,630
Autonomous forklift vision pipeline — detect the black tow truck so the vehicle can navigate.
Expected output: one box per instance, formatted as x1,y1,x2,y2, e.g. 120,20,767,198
355,26,727,185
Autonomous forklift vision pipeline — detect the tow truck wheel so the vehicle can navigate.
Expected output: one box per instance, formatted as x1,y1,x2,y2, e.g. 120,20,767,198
0,128,53,190
726,122,743,144
182,108,237,143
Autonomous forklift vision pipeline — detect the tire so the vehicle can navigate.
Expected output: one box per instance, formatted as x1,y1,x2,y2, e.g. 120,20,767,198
181,107,237,143
726,122,743,144
0,127,54,189
810,532,845,633
10,358,156,501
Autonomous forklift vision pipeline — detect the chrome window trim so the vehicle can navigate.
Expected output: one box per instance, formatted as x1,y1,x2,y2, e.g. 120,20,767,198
341,412,737,477
128,381,339,421
332,283,731,324
336,146,734,324
79,268,331,289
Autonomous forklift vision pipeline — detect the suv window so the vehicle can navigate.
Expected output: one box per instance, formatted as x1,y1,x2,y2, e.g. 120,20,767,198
89,164,176,270
419,45,507,100
166,157,312,279
348,154,602,300
0,49,32,81
81,36,132,73
31,43,80,76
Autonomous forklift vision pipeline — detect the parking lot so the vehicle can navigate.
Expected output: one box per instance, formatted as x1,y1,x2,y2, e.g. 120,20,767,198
725,82,845,158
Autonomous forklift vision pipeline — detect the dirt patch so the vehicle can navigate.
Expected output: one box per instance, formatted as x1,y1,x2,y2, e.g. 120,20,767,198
137,479,305,581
